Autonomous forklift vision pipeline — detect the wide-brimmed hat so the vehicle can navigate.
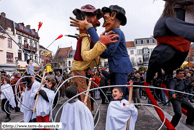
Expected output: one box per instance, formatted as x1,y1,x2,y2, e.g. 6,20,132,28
46,52,50,56
102,5,127,26
73,4,103,20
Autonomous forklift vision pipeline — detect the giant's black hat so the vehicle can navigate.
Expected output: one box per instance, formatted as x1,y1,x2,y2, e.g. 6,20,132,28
102,5,127,26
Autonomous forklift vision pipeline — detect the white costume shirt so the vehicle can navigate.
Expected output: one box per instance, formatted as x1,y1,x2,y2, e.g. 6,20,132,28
0,84,16,108
35,86,55,117
106,99,138,130
60,99,94,130
22,80,40,122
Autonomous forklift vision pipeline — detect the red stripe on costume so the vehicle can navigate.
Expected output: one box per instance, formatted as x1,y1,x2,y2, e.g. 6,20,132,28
156,36,191,52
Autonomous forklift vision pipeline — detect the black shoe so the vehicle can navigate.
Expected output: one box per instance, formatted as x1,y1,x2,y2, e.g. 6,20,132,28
5,117,11,122
186,122,194,126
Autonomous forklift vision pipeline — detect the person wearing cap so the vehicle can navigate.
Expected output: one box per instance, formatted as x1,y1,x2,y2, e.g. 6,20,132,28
44,52,52,74
70,5,134,98
71,4,119,110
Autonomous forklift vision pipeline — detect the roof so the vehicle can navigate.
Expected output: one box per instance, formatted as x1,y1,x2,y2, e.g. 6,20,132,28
39,45,50,51
15,23,39,38
126,41,135,48
0,14,15,35
54,46,72,59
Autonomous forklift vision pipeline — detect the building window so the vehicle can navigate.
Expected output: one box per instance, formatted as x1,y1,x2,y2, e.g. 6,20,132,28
137,49,142,54
192,57,194,61
7,52,13,63
137,40,141,44
143,40,147,44
30,40,33,47
34,42,37,48
32,30,35,35
192,51,194,55
149,39,153,43
139,57,142,62
18,50,22,60
24,38,27,45
130,50,134,55
18,36,22,44
8,38,12,48
68,61,71,66
104,62,108,67
19,24,24,30
142,48,149,54
24,53,28,61
35,54,37,62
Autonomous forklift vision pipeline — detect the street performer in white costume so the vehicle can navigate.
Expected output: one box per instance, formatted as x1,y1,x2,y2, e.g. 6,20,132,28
0,77,16,122
33,78,55,126
60,86,94,130
22,75,40,122
106,87,138,130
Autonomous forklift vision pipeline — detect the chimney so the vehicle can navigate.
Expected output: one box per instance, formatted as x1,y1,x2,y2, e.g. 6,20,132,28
1,12,6,17
26,25,31,29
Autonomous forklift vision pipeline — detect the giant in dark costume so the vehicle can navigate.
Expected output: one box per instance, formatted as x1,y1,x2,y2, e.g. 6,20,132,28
146,0,194,83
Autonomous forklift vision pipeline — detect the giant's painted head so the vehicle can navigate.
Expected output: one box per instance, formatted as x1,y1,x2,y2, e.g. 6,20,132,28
101,5,127,32
161,0,194,17
73,4,103,30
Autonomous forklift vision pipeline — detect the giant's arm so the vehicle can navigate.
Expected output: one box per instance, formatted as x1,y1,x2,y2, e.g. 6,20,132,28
81,37,106,62
165,17,194,42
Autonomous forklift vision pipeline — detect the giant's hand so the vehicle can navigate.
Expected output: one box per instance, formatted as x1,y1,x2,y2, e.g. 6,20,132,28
99,31,119,45
70,17,89,30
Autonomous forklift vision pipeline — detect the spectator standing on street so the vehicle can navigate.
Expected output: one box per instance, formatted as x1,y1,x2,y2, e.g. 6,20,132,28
131,73,141,108
11,73,23,112
169,69,194,127
185,72,194,103
0,77,16,122
26,59,34,76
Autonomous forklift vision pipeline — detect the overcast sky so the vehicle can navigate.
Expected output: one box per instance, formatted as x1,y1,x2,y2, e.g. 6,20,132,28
0,0,165,55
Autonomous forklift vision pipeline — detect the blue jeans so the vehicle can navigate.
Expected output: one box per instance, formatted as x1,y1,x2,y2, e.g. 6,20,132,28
161,90,171,105
186,88,193,101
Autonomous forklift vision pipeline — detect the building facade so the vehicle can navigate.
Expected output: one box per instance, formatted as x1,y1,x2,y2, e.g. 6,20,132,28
0,12,17,72
15,22,40,72
54,46,72,69
134,37,157,68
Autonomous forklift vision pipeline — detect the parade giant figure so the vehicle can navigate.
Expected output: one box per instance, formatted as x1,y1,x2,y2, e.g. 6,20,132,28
144,0,194,129
146,0,194,83
70,5,134,98
71,4,119,110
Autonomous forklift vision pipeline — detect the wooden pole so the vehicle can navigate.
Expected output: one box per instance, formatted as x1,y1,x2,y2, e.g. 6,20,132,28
127,81,133,130
129,82,133,105
84,78,92,103
32,71,46,112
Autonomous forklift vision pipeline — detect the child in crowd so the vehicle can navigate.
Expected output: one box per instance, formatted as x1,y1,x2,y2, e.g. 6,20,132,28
22,75,39,123
60,86,94,130
106,88,138,130
0,77,16,122
26,59,34,76
33,78,56,130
